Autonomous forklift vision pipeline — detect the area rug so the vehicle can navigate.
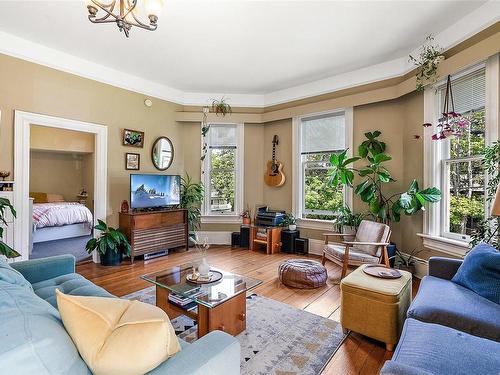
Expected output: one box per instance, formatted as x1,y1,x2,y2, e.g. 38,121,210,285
124,287,347,375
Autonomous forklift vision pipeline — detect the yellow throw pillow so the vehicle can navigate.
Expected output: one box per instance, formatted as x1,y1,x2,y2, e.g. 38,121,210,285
56,290,181,375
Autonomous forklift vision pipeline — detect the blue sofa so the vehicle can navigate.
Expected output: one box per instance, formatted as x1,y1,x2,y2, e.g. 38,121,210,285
0,255,241,375
381,256,500,375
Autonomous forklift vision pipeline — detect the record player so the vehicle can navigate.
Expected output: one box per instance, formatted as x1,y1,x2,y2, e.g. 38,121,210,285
255,206,286,227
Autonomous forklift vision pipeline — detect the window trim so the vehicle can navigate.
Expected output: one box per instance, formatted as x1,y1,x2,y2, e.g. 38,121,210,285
420,55,499,255
292,107,353,231
201,122,244,223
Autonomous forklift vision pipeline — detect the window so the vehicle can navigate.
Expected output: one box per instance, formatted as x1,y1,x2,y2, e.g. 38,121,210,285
202,124,243,219
294,110,352,224
440,68,486,241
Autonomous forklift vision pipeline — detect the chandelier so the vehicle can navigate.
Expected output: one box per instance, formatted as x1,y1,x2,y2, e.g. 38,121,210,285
423,75,471,141
86,0,164,37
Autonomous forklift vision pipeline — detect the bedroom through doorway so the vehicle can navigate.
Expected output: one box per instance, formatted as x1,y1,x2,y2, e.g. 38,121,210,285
28,125,95,263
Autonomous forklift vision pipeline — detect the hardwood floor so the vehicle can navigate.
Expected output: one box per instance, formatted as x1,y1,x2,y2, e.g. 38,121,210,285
77,246,419,375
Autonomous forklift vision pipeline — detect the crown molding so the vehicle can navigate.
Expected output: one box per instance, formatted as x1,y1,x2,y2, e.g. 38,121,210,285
0,1,499,108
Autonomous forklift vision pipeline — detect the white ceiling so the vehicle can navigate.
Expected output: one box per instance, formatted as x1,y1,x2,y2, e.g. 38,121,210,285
0,0,499,106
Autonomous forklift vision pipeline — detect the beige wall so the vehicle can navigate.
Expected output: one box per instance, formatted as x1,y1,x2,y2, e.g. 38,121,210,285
0,53,183,227
30,125,95,153
30,151,85,203
82,153,95,210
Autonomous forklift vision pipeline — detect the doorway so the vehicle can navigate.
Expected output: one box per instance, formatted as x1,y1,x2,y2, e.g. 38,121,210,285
14,111,107,263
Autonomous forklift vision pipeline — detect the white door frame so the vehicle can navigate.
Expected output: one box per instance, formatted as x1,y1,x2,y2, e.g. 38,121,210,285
14,110,107,262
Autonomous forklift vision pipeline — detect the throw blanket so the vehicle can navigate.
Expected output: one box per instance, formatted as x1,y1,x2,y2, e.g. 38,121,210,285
33,202,93,229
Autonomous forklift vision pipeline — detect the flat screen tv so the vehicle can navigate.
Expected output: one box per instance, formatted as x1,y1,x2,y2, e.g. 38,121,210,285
130,174,181,210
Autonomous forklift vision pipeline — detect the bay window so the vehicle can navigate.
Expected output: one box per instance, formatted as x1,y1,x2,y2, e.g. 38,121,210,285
293,109,353,227
202,123,244,221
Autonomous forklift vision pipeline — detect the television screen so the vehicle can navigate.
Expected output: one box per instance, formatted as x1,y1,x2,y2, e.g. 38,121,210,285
130,174,180,209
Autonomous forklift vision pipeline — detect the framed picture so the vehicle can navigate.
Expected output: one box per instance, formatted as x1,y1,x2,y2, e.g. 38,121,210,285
125,153,140,170
123,129,144,148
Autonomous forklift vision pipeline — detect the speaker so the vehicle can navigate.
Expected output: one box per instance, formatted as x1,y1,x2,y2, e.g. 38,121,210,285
281,230,300,253
294,238,309,255
240,225,250,248
231,232,240,247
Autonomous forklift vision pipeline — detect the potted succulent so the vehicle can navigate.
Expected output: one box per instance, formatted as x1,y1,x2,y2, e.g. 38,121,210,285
0,197,20,258
180,174,204,246
240,206,251,225
281,213,297,231
85,219,131,266
393,248,423,275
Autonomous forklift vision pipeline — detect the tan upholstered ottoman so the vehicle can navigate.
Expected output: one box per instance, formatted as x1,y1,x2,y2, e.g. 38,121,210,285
340,264,412,351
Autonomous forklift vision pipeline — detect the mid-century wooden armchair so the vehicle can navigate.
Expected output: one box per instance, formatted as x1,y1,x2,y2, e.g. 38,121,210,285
322,220,391,279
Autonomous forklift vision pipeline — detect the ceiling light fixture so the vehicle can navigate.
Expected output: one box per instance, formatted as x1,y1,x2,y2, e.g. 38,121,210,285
86,0,164,38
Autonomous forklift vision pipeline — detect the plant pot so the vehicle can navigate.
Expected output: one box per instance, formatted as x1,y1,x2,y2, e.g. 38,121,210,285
387,243,397,268
100,248,122,266
342,225,356,241
396,263,416,275
288,224,297,231
242,217,251,225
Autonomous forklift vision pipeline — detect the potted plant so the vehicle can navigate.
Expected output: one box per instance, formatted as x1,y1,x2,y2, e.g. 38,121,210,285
333,206,364,241
281,213,297,231
211,97,232,116
201,98,233,161
0,197,20,258
240,206,251,225
409,35,444,92
85,219,131,266
393,248,423,275
180,174,204,246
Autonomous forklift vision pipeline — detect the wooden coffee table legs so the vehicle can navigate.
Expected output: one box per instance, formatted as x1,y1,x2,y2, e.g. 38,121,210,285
198,292,246,338
155,286,247,338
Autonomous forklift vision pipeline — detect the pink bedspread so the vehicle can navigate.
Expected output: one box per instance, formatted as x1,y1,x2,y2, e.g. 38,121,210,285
33,202,93,229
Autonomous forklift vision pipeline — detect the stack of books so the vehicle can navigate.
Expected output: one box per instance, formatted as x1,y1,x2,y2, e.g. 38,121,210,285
168,291,206,312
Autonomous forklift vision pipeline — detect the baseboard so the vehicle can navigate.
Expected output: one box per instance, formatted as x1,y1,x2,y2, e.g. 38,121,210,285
196,231,232,245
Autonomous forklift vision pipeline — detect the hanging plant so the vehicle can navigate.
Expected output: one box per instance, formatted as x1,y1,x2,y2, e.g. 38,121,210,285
409,35,444,92
424,75,471,141
200,97,233,161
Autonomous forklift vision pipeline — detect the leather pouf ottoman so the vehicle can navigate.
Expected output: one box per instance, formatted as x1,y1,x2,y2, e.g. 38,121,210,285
278,259,327,289
340,264,412,351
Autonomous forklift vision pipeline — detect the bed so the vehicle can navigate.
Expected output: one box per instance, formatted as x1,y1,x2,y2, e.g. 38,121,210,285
31,193,93,244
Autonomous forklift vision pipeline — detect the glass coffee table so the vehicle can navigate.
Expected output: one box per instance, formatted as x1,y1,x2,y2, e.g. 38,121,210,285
141,262,262,338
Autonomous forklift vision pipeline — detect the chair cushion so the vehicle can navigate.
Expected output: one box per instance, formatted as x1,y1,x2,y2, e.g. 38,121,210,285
451,243,500,305
382,318,500,375
355,220,390,256
32,273,114,308
0,281,90,374
0,257,33,291
324,243,380,263
408,275,500,342
56,291,181,375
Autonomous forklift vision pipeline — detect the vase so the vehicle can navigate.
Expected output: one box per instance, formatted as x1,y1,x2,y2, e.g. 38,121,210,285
288,224,297,231
242,217,251,225
198,257,210,276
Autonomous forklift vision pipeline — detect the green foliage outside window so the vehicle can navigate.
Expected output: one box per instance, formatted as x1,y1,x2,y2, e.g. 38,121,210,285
210,149,236,212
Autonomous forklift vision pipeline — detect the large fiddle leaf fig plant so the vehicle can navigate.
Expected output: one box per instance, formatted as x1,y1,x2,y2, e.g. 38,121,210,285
0,197,19,258
328,131,441,224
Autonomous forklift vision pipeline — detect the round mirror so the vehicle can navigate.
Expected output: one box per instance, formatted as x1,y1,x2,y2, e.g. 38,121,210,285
151,137,174,170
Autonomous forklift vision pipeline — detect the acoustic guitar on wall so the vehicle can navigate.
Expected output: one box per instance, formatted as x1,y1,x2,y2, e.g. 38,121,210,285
264,135,286,187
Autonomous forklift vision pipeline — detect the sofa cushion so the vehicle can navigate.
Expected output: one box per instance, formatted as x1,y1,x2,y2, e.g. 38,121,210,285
451,243,500,305
408,275,500,342
32,273,114,307
381,318,500,375
0,281,90,375
0,257,33,291
56,291,181,375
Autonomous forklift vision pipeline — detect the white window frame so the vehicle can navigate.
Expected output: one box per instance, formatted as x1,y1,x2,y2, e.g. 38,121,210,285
292,108,353,231
420,55,499,256
201,123,244,224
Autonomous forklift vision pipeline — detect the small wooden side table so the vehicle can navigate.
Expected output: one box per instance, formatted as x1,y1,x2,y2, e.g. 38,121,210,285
249,225,282,254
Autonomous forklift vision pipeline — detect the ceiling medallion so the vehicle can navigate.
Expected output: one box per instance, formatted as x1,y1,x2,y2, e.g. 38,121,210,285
86,0,164,37
423,75,470,141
